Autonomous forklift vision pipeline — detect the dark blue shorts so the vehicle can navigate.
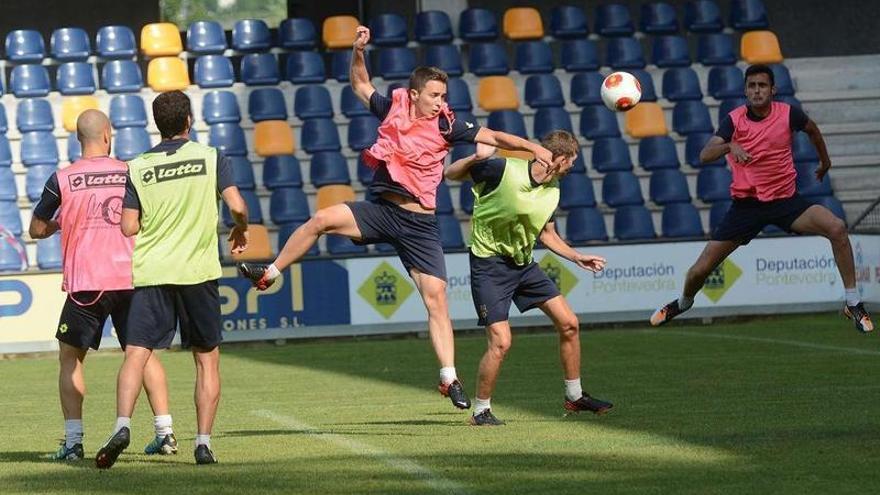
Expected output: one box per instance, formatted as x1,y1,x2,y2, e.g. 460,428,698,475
56,290,133,350
126,280,222,350
470,252,561,327
712,194,815,245
347,199,447,281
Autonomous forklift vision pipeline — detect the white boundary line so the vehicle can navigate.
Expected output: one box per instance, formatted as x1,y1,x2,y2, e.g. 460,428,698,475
661,330,880,356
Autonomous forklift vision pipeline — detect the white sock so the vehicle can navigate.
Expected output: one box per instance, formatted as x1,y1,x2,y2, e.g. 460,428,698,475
195,434,211,449
154,414,173,437
439,367,457,384
266,264,281,280
65,419,83,448
845,288,860,306
565,378,583,402
114,417,131,434
678,296,694,310
473,397,491,415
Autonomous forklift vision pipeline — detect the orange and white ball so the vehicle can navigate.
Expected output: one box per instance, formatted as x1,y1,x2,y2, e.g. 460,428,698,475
600,71,642,112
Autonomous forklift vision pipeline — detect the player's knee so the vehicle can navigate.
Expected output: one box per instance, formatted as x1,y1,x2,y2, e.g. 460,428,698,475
558,316,579,339
825,218,848,244
421,285,449,315
309,210,333,234
490,336,512,357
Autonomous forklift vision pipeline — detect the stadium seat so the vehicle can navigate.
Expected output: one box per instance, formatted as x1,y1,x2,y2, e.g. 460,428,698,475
686,132,725,167
468,42,509,76
0,169,17,201
639,136,680,170
10,65,51,97
697,167,732,201
386,82,407,97
652,35,690,68
316,184,356,211
662,67,703,101
650,169,691,204
580,105,621,139
16,99,54,133
209,123,248,157
269,187,309,225
709,200,732,232
248,88,288,122
323,15,359,49
254,121,295,156
503,7,544,40
559,173,597,209
147,57,190,91
0,237,26,271
6,30,45,62
348,116,380,151
684,0,723,33
624,102,668,138
524,74,564,108
326,233,367,255
533,107,573,139
378,47,416,80
230,156,256,190
741,31,783,64
795,161,832,197
232,19,271,52
497,149,534,161
301,118,341,153
614,205,655,240
67,132,81,161
279,18,317,50
310,152,351,187
0,105,7,134
602,171,643,207
287,51,326,84
355,154,374,186
770,64,795,95
561,39,600,72
414,11,453,44
630,69,658,102
278,221,320,255
812,196,846,222
187,21,227,54
194,55,235,88
569,72,604,106
424,44,463,77
793,132,818,162
550,5,589,39
515,41,554,74
340,86,371,118
0,136,12,167
294,85,333,120
370,13,408,47
662,203,704,238
437,214,464,250
241,53,280,85
444,78,473,112
708,66,744,99
51,28,91,61
718,97,747,122
607,37,646,69
459,8,499,41
698,33,737,65
202,91,241,124
223,189,263,226
231,224,272,261
640,2,679,34
20,131,59,165
673,101,714,135
775,95,802,108
592,138,633,172
96,25,137,59
114,127,151,161
594,4,635,37
263,155,303,189
101,60,143,93
61,96,99,133
570,154,588,174
140,23,182,56
434,181,454,215
487,110,527,139
0,202,23,236
477,76,519,111
730,0,769,30
566,207,608,243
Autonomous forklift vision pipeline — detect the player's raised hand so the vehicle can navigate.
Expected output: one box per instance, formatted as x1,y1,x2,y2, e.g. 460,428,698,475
574,253,606,273
815,160,831,181
354,26,370,51
729,142,752,164
228,225,249,254
474,142,496,161
533,144,554,170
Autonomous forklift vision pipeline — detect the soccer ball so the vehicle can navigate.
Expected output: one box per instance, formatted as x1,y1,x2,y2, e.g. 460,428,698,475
600,72,642,112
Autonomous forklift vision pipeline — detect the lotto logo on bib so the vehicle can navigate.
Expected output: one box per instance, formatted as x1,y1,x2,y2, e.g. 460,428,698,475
142,159,206,186
357,262,414,319
702,259,742,303
68,172,127,191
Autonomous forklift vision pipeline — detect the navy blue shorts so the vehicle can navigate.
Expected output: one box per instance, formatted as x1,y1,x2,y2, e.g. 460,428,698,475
126,281,222,350
347,199,447,281
712,194,815,245
56,290,133,350
470,252,561,327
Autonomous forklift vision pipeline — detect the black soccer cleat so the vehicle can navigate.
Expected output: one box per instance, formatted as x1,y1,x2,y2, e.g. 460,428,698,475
564,394,614,416
469,409,505,426
95,427,130,469
650,299,687,327
238,262,275,291
438,379,471,409
844,302,874,333
194,444,218,465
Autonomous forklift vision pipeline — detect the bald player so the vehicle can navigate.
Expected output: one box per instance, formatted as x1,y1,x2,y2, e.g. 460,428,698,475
30,110,177,461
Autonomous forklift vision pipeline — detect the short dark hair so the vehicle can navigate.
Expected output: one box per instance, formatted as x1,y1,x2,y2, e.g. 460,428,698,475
152,90,192,139
541,130,579,159
408,66,448,92
745,64,775,86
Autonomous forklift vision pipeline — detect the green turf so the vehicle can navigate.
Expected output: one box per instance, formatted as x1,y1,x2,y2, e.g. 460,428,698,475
2,313,879,494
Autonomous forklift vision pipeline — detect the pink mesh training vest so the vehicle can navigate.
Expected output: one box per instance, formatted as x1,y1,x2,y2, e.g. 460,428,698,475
726,101,798,201
56,157,133,292
363,88,455,209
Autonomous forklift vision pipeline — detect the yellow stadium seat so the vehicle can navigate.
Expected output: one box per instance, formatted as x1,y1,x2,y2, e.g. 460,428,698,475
503,7,544,40
624,102,668,138
231,224,273,261
497,149,534,161
323,16,359,49
740,30,783,64
477,76,519,111
147,57,190,91
254,121,295,156
141,22,182,56
316,184,356,210
61,96,100,133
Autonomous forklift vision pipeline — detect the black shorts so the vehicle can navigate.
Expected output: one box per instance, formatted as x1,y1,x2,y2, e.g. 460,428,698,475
56,290,134,350
347,199,447,281
712,194,815,245
470,252,561,327
126,280,222,350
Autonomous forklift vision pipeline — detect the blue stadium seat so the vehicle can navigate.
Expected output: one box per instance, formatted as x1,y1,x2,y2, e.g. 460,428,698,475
0,169,17,201
673,101,713,135
194,55,235,88
662,67,703,101
435,181,454,215
796,161,832,197
686,132,725,167
652,35,690,68
639,136,680,170
294,85,333,120
446,78,473,111
385,82,406,97
487,110,527,139
301,118,341,153
0,235,26,271
270,188,309,225
424,44,463,77
602,171,643,207
357,154,375,186
0,200,23,235
51,28,91,61
559,173,597,209
330,51,366,82
348,116,380,151
793,132,818,162
101,60,143,93
698,33,736,65
730,0,769,30
415,10,453,44
718,97,747,122
96,25,137,59
223,189,263,226
108,94,147,128
592,138,633,172
208,123,248,156
650,169,691,204
595,4,635,37
606,37,646,69
515,41,554,74
341,86,371,118
468,42,509,76
770,64,795,95
20,131,59,165
571,154,587,174
697,167,732,201
567,206,610,243
287,51,326,84
370,13,408,47
534,107,573,139
279,18,317,50
241,53,280,85
550,5,589,39
37,233,63,270
580,105,621,139
459,8,499,41
187,21,227,54
630,69,658,102
278,221,320,256
56,62,96,95
16,99,54,132
708,66,744,99
67,132,81,162
6,30,45,62
640,2,680,34
662,203,704,238
812,196,846,222
26,166,55,203
202,91,241,124
709,200,732,232
327,234,367,255
525,74,564,108
614,205,655,240
115,127,151,161
248,88,288,122
10,65,51,97
230,156,256,190
570,72,604,106
775,95,802,108
561,39,600,72
310,152,351,187
378,47,416,80
459,180,474,214
189,127,199,143
263,155,303,189
232,19,271,52
0,104,7,134
684,0,724,33
438,214,464,250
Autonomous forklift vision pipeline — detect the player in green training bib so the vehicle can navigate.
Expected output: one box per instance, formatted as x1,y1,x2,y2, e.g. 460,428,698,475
445,130,613,425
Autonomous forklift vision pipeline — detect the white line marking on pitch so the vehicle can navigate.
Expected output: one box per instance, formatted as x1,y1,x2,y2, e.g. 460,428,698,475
662,330,880,356
252,409,470,495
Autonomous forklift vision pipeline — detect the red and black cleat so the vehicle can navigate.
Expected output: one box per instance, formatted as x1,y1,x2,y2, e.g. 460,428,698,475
238,263,275,291
564,394,613,416
438,379,471,410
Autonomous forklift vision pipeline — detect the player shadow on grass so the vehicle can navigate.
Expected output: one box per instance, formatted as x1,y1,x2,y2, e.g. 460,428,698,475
223,428,422,438
0,451,91,468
